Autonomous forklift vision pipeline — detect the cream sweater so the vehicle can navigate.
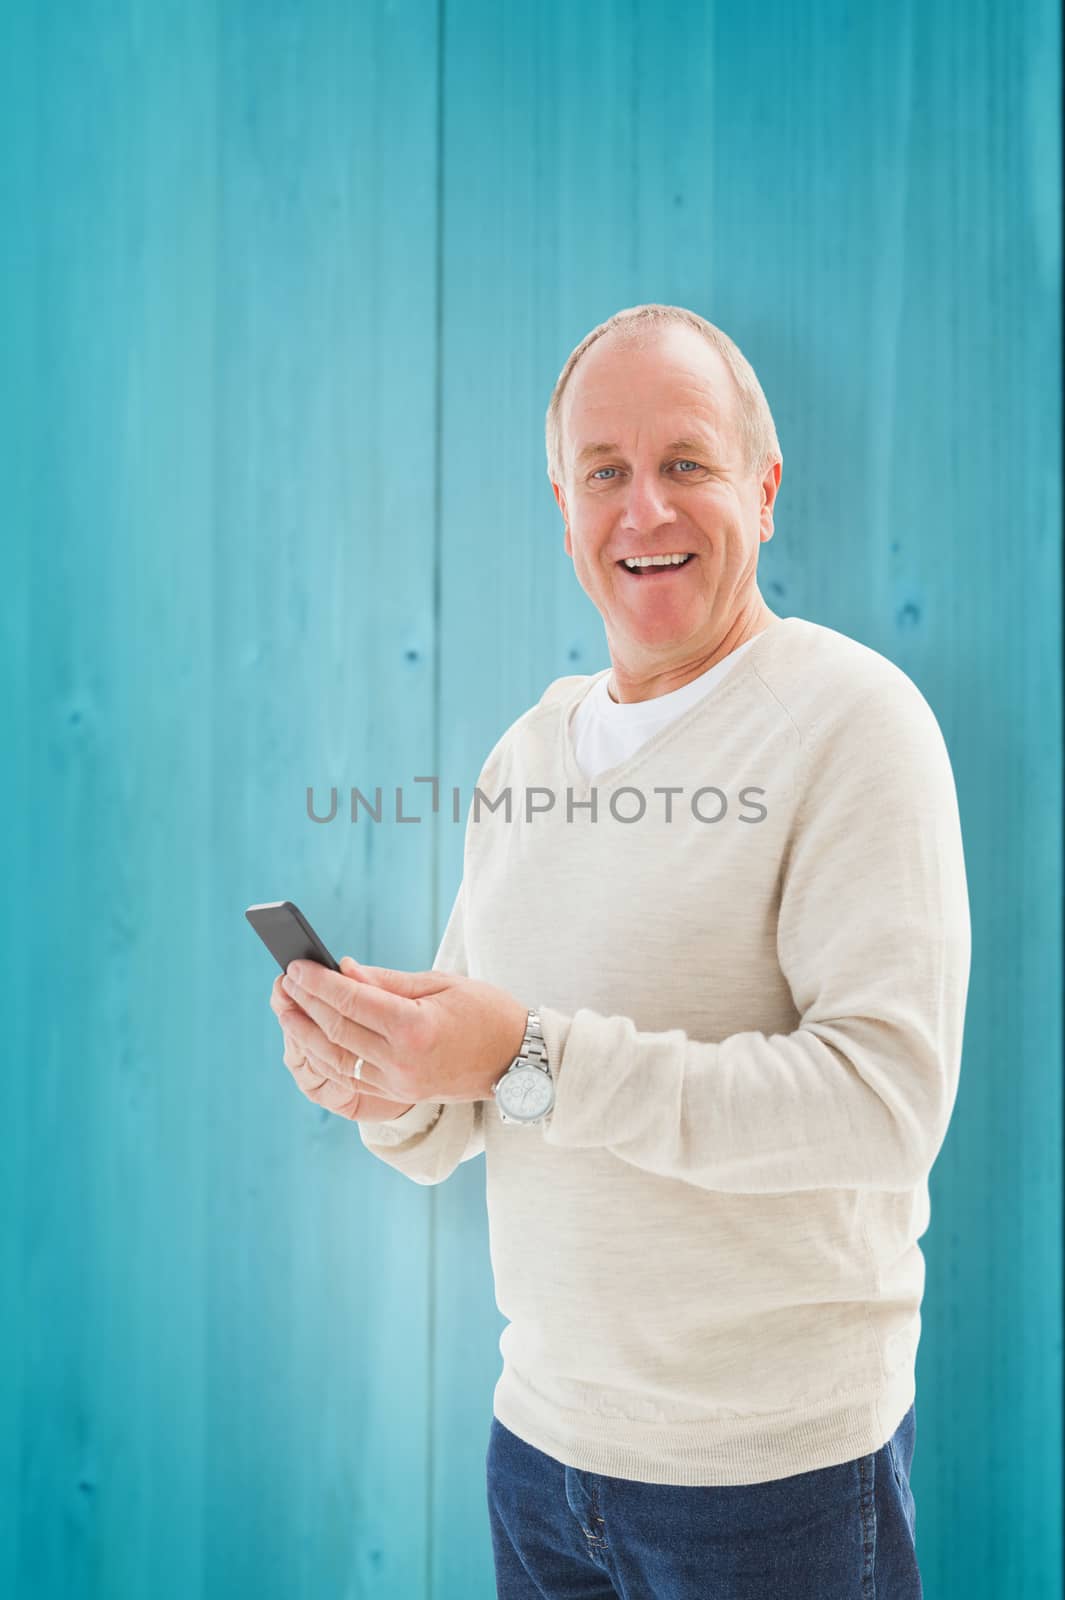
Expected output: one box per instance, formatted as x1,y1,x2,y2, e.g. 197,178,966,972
358,615,971,1486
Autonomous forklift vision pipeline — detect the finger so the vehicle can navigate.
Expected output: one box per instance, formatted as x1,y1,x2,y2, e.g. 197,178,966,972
271,978,297,1019
282,1028,309,1074
282,1010,396,1099
282,1010,353,1078
296,956,456,1001
273,997,306,1030
282,1029,357,1099
290,1056,360,1117
282,978,399,1071
282,969,435,1069
272,972,313,1021
338,955,397,986
287,957,437,1012
289,1055,413,1123
304,1054,411,1108
282,1028,348,1084
340,956,456,1000
304,1047,395,1102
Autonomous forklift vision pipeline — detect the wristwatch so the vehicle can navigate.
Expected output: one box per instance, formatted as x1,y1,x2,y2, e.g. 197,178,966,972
491,1009,555,1125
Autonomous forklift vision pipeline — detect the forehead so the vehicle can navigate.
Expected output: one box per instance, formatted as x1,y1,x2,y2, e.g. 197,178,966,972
563,325,735,455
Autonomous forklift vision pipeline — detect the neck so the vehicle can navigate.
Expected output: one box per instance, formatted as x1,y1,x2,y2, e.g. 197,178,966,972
606,599,778,704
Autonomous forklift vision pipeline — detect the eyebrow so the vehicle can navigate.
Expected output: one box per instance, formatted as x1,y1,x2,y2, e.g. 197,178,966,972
575,435,722,467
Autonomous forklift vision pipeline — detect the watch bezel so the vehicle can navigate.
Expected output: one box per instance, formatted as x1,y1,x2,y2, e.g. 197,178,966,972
494,1060,555,1121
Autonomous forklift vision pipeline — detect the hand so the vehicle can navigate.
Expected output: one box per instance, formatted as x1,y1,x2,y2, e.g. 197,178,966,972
275,956,530,1106
270,973,416,1122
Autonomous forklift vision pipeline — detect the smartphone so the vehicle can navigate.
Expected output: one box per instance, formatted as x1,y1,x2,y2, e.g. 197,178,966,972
245,900,341,973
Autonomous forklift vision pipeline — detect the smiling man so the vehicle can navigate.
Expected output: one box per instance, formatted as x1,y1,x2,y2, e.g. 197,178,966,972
555,312,781,703
272,304,970,1599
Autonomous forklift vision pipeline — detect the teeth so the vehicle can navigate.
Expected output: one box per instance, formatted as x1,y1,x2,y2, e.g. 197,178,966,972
622,553,691,570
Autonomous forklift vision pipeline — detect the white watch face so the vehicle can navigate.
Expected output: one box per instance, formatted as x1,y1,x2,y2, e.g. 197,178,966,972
499,1064,554,1118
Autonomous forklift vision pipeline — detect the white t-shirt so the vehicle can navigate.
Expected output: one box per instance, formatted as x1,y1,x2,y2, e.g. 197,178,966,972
570,637,759,781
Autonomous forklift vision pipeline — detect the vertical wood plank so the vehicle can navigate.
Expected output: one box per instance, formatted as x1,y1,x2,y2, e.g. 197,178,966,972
209,2,444,1596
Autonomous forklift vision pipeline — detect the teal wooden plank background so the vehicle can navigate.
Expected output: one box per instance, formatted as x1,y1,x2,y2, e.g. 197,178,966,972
2,1,1060,1596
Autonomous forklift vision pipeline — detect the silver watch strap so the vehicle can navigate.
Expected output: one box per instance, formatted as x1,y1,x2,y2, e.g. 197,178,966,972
521,1009,549,1072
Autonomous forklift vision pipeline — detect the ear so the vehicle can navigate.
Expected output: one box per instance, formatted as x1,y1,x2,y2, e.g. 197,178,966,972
552,480,572,558
758,459,782,543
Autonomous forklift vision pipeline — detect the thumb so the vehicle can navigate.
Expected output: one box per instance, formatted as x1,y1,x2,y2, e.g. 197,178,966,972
340,955,453,999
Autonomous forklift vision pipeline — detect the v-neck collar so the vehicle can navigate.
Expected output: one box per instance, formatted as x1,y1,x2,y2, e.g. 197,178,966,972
556,616,797,793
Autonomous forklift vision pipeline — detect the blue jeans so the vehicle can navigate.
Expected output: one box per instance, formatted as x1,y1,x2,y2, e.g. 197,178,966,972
485,1403,920,1599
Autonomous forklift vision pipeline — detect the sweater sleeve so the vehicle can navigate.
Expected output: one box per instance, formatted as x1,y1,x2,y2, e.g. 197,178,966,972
538,675,972,1194
357,876,486,1184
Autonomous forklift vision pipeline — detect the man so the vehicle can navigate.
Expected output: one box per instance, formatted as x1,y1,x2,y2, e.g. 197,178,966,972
270,304,970,1598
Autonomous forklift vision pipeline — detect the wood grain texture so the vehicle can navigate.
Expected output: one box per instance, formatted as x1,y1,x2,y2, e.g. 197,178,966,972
2,0,1059,1596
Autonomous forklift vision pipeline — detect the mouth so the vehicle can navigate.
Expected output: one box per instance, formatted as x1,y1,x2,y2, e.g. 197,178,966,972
616,553,696,579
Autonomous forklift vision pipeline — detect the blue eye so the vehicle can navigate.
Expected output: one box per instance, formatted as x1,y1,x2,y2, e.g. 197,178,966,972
590,460,703,482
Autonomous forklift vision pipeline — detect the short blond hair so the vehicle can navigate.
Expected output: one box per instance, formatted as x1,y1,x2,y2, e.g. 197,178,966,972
545,303,781,489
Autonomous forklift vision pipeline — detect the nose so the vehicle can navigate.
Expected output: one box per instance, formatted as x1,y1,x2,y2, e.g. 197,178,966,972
620,470,679,533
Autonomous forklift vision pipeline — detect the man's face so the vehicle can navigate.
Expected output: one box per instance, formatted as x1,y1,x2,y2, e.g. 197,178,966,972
552,326,781,668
